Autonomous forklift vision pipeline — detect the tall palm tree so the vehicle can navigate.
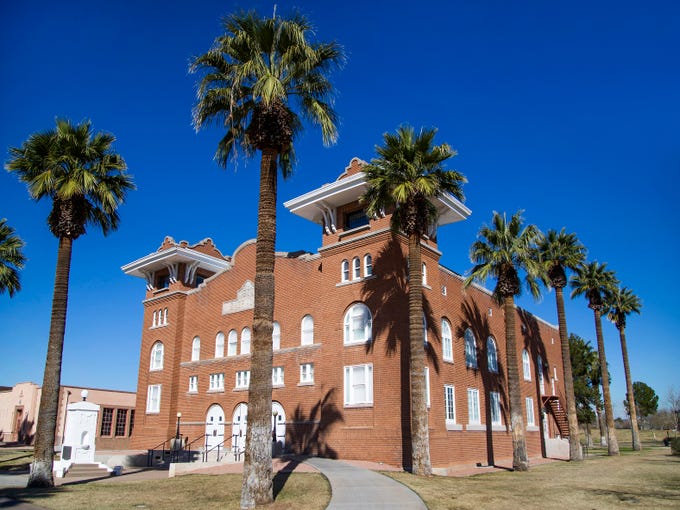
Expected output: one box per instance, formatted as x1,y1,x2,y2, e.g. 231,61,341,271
6,118,134,487
570,261,619,455
0,218,26,297
465,211,542,471
536,229,586,461
190,11,343,507
362,125,466,476
606,286,642,450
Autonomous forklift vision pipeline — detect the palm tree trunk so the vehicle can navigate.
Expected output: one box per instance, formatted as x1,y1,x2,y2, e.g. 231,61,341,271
407,232,431,476
27,236,73,488
503,295,529,471
241,149,277,509
618,327,640,450
554,287,582,460
592,309,619,455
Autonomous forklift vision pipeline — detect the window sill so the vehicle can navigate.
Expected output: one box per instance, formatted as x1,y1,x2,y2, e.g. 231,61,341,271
298,382,315,387
233,387,248,392
443,358,454,365
445,422,463,431
149,324,168,329
149,368,163,372
344,340,372,348
145,411,160,415
466,424,486,431
273,384,285,389
336,275,375,287
207,388,225,393
344,403,374,409
187,390,198,395
491,424,507,432
338,224,371,239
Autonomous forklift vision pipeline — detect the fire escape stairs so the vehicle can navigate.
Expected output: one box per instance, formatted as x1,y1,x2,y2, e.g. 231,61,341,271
542,395,570,438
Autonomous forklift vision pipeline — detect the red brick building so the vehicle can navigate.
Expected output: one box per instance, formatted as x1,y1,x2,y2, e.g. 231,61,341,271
122,158,568,470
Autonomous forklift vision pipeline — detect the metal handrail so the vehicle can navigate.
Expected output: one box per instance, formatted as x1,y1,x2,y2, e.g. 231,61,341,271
146,435,182,466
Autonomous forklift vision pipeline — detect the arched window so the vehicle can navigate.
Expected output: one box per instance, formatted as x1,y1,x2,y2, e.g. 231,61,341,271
537,355,545,394
150,341,164,370
215,332,225,358
422,314,428,345
442,319,453,362
241,327,251,355
163,308,168,325
522,349,531,381
487,337,498,373
364,254,372,277
422,262,428,285
344,303,372,345
341,260,350,282
464,329,477,368
227,330,238,356
191,336,200,361
152,311,157,328
301,315,314,345
352,257,361,279
272,322,281,350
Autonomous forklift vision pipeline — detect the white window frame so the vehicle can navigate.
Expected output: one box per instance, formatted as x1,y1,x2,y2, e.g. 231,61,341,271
467,388,481,425
487,337,498,373
490,391,502,426
442,319,453,363
464,329,477,368
272,322,281,350
344,363,374,406
163,308,168,325
150,341,164,371
522,349,531,381
152,311,157,328
422,262,427,285
537,355,545,394
526,397,536,427
191,336,200,361
363,254,372,277
343,303,373,345
235,370,250,389
444,385,456,423
341,259,350,282
352,257,361,280
215,332,225,358
422,314,428,346
301,315,314,345
272,366,284,386
188,375,198,393
241,327,251,355
227,330,238,356
209,373,224,391
300,363,314,385
146,384,161,413
425,367,431,408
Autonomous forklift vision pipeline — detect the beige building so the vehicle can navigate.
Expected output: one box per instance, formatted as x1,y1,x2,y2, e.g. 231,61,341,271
0,382,136,449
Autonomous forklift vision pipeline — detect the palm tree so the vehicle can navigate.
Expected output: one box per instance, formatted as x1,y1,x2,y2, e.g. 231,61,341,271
606,286,642,450
570,261,619,455
362,125,466,476
6,118,134,487
465,211,541,471
0,218,26,297
536,229,586,461
190,11,343,507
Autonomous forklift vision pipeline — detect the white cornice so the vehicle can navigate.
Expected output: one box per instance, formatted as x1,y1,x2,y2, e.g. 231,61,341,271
122,246,231,280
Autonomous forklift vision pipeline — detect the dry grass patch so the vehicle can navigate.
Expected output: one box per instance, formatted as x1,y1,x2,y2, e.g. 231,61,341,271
1,472,330,510
0,449,32,472
387,446,680,510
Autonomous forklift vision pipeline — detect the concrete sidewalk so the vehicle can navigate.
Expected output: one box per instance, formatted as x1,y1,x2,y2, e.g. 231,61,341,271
306,457,427,509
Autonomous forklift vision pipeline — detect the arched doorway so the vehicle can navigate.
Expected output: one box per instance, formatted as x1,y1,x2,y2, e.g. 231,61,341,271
232,403,248,454
272,401,286,454
205,404,225,450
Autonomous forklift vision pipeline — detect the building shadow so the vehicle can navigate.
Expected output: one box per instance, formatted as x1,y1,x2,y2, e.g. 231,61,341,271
457,298,507,467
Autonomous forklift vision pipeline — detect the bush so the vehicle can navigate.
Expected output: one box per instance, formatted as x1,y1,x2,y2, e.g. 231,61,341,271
670,438,680,456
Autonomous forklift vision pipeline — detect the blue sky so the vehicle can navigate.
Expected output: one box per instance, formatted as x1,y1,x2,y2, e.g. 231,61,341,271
1,0,678,417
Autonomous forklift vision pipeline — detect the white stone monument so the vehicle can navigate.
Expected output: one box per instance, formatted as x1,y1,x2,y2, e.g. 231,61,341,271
54,390,107,477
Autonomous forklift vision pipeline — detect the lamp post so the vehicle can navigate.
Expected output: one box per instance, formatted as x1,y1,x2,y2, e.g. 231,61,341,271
175,412,182,446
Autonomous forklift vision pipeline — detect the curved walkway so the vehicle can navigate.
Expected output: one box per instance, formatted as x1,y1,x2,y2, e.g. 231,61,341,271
306,457,427,509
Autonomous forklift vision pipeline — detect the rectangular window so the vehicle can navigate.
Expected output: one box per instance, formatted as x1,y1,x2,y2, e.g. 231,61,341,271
209,373,225,391
425,367,431,408
235,370,250,389
490,391,502,426
189,375,198,393
467,388,480,425
526,397,535,427
300,363,314,384
115,409,128,437
128,410,135,437
272,366,284,386
444,385,456,422
344,364,373,406
100,407,114,436
146,384,161,413
345,209,369,230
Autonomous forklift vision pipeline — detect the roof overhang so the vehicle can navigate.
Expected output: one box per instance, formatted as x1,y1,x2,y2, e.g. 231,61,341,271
122,246,231,279
283,171,471,226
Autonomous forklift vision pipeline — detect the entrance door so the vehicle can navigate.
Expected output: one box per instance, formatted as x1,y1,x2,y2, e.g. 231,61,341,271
13,407,24,443
271,402,286,452
232,403,248,453
205,405,225,450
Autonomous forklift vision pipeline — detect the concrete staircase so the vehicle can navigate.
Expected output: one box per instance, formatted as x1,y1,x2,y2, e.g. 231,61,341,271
64,463,112,480
543,396,570,437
